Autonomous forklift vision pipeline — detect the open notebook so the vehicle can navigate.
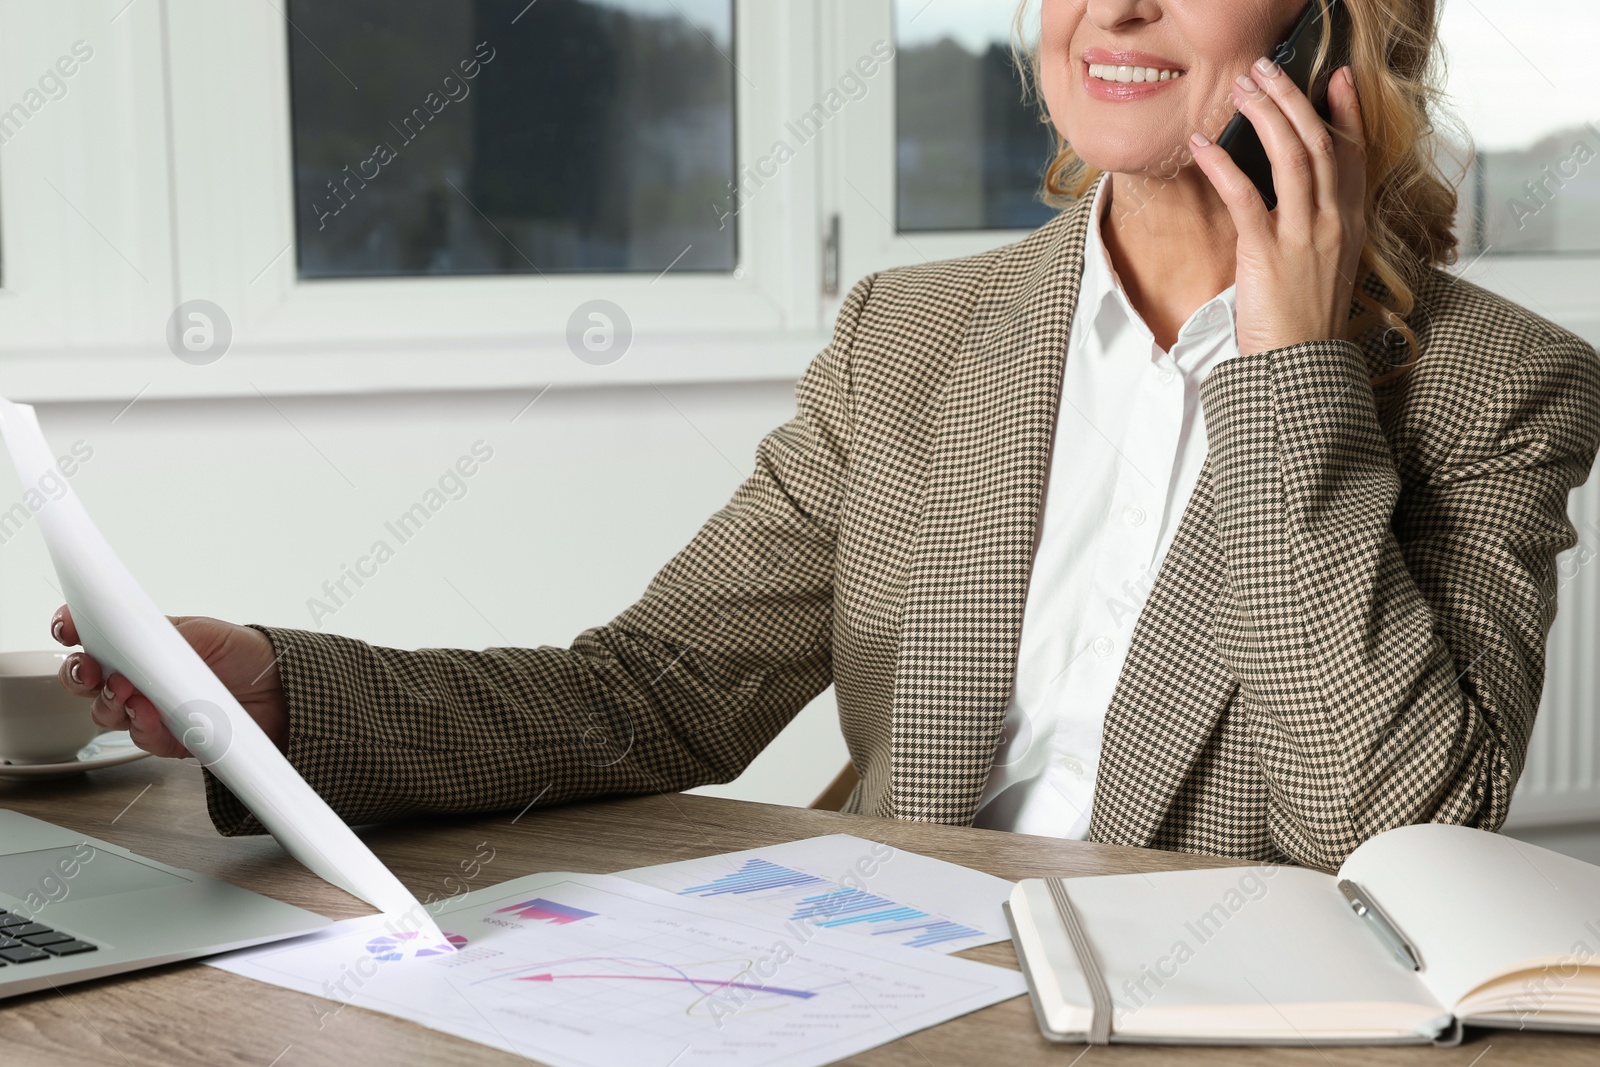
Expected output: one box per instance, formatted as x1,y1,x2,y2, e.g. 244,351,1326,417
1008,824,1600,1046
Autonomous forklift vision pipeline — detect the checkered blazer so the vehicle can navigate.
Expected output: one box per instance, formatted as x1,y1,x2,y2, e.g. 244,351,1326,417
205,176,1600,871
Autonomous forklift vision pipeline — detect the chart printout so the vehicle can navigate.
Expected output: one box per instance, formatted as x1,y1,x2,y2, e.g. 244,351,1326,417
620,834,1014,954
209,872,1027,1067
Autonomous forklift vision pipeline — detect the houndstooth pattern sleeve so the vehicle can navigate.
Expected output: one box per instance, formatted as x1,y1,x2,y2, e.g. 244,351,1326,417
201,275,877,837
1199,331,1600,870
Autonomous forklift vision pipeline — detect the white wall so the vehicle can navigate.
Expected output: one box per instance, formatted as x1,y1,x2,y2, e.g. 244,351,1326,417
0,381,849,809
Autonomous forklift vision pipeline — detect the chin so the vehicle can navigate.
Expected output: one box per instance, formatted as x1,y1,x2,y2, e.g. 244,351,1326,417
1056,107,1196,177
1068,132,1188,180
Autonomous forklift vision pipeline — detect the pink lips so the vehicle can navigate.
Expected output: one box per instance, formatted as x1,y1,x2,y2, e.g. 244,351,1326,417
1083,47,1185,70
1081,47,1187,102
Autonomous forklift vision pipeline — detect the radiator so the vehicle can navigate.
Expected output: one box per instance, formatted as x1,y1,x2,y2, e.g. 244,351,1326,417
1509,476,1600,827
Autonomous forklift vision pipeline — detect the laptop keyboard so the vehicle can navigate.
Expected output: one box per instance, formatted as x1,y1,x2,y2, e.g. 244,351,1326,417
0,910,99,965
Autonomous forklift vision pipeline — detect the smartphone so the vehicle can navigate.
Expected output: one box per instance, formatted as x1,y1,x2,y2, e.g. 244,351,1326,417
1215,0,1353,210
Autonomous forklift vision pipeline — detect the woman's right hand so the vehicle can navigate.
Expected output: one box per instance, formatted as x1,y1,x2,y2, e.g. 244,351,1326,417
51,605,289,758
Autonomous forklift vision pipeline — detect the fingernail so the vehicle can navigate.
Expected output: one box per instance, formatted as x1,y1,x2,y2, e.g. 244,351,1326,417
1255,56,1279,77
1190,131,1210,148
69,658,82,685
1236,74,1259,93
101,684,114,702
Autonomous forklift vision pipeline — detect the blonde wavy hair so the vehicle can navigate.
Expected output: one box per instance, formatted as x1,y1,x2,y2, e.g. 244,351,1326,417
1010,0,1464,383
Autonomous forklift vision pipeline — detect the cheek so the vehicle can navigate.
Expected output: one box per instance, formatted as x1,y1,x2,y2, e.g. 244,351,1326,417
1039,54,1069,118
1201,0,1301,66
1036,3,1081,132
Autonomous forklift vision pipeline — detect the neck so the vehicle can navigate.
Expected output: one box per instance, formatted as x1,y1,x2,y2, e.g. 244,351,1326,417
1098,169,1239,352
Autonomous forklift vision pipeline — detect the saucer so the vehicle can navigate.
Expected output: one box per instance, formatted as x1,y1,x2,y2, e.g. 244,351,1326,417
0,731,151,780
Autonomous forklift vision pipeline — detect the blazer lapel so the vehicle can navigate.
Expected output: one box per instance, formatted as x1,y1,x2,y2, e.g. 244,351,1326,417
884,181,1102,824
1088,453,1240,847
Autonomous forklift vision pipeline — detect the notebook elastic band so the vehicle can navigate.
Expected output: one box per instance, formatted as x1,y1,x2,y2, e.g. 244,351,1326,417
1047,878,1113,1045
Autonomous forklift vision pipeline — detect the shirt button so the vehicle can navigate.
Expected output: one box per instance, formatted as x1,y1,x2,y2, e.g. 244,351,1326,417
1203,306,1222,326
1092,636,1114,658
1157,367,1176,384
1124,505,1146,527
1062,756,1086,778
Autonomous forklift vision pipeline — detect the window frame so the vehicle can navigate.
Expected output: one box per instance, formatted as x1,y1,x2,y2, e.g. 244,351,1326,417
825,0,1037,297
163,0,833,393
0,2,177,369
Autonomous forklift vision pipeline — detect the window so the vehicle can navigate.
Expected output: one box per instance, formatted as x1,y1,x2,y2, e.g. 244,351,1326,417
1432,0,1598,339
148,0,816,391
893,0,1053,233
830,1,1045,292
0,0,1593,400
287,0,738,279
1446,0,1593,255
0,6,173,360
1440,0,1600,256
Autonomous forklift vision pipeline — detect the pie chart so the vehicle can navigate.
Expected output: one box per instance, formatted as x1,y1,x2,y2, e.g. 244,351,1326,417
365,930,469,962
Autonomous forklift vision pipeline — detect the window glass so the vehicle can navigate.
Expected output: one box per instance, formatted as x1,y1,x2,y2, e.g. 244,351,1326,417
1441,0,1600,254
893,0,1054,233
287,0,737,278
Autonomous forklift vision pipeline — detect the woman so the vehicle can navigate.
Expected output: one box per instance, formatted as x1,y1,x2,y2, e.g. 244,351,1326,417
53,0,1599,872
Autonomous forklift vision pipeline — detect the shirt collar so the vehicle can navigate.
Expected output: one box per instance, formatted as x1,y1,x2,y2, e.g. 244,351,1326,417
1078,175,1238,367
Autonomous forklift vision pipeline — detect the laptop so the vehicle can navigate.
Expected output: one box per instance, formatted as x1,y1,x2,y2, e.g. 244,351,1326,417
0,809,330,999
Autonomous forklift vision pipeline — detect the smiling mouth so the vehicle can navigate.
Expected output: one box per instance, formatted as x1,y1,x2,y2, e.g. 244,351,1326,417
1087,63,1187,84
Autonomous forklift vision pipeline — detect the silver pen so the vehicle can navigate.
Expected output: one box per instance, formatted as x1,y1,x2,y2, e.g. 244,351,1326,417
1338,879,1421,971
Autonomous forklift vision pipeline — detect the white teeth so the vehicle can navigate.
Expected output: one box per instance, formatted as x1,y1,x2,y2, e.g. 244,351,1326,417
1088,63,1185,84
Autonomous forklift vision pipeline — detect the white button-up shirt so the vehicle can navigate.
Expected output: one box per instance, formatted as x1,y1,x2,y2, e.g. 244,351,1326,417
971,177,1240,839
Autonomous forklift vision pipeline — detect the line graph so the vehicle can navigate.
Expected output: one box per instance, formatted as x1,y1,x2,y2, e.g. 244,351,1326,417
515,970,816,999
472,950,832,1021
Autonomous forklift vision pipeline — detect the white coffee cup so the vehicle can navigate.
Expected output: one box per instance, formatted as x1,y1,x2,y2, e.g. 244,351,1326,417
0,650,107,765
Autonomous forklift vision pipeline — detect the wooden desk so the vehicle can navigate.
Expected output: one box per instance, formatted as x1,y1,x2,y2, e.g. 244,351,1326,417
0,757,1590,1065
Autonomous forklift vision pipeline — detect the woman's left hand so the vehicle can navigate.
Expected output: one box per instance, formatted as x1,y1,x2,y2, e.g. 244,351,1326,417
1190,58,1366,358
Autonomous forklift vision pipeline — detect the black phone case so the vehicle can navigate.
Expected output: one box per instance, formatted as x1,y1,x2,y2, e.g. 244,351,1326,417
1215,0,1352,210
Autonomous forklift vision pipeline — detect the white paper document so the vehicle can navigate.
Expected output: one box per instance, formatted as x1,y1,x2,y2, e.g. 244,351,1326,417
619,833,1014,954
0,396,438,939
210,871,1026,1067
